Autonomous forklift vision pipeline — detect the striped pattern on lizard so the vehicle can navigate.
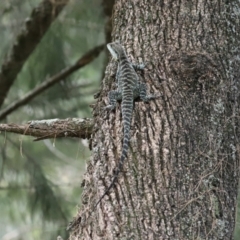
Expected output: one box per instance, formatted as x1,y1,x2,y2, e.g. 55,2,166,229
94,42,157,210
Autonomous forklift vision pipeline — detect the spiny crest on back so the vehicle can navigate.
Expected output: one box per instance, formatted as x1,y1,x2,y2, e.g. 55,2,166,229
107,42,127,61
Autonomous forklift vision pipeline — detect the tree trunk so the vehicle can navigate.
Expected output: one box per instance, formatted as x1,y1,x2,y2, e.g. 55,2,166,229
70,0,240,239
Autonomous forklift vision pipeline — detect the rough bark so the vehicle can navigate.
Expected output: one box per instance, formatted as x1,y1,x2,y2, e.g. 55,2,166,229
70,1,240,239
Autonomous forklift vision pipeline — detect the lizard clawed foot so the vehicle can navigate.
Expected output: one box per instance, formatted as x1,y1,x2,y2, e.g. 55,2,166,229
104,105,116,111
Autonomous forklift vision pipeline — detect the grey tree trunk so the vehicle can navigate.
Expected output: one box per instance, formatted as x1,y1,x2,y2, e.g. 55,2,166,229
70,1,240,239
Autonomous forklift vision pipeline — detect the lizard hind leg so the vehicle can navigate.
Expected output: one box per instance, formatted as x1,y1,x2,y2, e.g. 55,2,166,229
139,83,157,102
104,90,122,110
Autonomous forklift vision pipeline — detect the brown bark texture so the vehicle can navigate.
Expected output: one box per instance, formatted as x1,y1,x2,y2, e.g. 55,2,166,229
70,0,240,239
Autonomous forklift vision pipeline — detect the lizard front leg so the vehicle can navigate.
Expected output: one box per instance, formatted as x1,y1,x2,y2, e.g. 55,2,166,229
104,90,122,110
139,83,158,102
132,63,145,71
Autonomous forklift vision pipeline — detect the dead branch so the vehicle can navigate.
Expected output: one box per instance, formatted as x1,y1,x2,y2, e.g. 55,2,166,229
0,0,69,107
0,118,94,141
0,44,104,120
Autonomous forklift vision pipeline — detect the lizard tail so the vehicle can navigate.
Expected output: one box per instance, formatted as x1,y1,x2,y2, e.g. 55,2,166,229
119,93,133,172
92,95,133,211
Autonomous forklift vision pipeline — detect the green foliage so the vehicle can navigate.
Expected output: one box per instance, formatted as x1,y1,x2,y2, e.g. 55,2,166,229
0,0,104,239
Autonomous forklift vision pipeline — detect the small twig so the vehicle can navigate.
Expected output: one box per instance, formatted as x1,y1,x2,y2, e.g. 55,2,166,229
0,44,104,120
0,0,70,107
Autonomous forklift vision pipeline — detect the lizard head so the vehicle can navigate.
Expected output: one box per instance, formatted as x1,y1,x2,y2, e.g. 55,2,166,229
107,42,126,61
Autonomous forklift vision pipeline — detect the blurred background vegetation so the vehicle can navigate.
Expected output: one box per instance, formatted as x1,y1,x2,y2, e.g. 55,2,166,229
1,1,240,240
0,0,105,239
